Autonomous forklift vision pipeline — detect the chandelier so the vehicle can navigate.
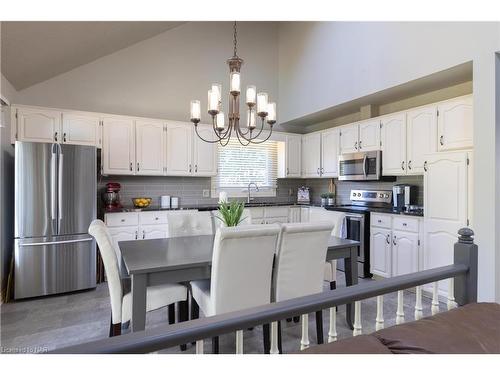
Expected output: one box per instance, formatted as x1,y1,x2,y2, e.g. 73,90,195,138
189,22,276,146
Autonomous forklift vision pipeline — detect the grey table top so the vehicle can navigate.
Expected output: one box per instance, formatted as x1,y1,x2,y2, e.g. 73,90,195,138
119,235,360,276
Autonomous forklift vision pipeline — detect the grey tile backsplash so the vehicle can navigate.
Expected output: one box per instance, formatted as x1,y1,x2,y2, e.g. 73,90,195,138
99,174,423,209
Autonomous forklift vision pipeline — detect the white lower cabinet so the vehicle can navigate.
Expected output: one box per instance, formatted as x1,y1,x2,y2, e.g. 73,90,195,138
370,213,422,278
107,226,139,274
140,224,169,240
370,227,392,278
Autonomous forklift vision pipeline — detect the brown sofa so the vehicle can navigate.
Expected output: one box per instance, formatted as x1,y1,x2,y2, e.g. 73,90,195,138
303,303,500,354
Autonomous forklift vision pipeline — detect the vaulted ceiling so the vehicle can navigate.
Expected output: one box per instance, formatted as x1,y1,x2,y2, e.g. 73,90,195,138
1,21,185,90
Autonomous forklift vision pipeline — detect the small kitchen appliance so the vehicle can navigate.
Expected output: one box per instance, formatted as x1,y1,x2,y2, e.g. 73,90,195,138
103,182,122,211
338,151,382,181
297,186,310,204
392,184,417,212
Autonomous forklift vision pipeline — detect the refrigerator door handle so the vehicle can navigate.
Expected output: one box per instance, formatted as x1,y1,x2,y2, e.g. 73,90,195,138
50,145,57,220
58,145,64,227
19,238,93,247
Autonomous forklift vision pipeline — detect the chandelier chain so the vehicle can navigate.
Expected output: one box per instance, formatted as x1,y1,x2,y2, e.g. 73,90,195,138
233,21,237,57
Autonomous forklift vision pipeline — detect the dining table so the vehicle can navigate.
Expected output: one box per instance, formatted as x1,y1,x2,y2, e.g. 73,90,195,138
119,234,360,332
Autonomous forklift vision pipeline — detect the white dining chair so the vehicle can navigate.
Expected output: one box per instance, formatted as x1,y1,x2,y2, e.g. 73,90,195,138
190,224,280,354
88,220,188,339
308,208,347,290
167,211,214,237
271,222,334,352
211,208,252,230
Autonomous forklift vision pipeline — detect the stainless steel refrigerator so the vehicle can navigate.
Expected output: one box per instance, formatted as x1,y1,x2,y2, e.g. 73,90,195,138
14,141,96,299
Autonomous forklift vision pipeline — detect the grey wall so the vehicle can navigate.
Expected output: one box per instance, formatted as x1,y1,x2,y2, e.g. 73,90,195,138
14,22,284,130
0,73,16,300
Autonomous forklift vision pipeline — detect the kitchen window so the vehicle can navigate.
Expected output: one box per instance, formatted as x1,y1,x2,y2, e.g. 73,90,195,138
212,138,278,197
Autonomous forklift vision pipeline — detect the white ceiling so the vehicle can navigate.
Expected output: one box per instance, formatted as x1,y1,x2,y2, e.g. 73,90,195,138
1,21,185,90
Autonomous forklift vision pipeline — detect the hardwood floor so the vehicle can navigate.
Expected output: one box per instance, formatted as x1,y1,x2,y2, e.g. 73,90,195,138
0,272,444,354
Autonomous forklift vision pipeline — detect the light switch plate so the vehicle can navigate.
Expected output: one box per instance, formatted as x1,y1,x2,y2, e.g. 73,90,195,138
202,189,210,198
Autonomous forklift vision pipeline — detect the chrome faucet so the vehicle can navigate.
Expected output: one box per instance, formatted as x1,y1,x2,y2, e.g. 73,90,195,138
247,182,259,203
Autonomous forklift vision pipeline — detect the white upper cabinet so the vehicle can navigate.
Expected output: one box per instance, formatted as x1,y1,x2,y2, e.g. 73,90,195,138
358,119,381,152
61,112,100,147
406,105,437,174
135,120,166,176
321,128,339,177
166,121,193,176
301,132,321,177
286,135,302,177
193,124,218,176
339,123,359,154
102,117,135,175
437,95,473,151
16,107,61,143
381,113,407,176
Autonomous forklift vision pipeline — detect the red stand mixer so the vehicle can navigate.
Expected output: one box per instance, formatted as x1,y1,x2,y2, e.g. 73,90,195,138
102,182,123,211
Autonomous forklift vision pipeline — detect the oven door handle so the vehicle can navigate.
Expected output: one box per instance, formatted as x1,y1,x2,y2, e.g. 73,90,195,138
362,154,367,178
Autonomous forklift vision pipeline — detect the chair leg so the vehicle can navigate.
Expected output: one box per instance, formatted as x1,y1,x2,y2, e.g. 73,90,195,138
109,314,121,337
168,303,175,324
212,336,219,354
330,281,337,290
315,310,324,344
277,321,283,354
190,294,199,345
263,323,270,354
178,300,189,351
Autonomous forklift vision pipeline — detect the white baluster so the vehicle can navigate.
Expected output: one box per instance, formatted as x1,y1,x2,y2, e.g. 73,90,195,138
375,296,384,331
195,340,204,354
414,286,423,320
328,307,337,342
447,278,458,310
270,321,279,354
396,290,405,325
353,301,362,336
431,282,440,315
235,330,243,354
300,314,310,350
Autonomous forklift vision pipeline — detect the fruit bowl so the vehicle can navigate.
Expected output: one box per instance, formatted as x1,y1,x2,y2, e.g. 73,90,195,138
132,197,152,209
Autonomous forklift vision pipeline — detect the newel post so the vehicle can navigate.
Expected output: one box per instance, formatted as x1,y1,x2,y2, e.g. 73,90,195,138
454,228,478,305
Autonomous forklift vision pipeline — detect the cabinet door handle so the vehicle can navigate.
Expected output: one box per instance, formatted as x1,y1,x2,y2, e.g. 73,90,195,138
63,133,67,143
135,231,138,240
54,132,58,142
401,161,405,170
317,167,320,175
423,161,428,172
378,219,382,223
189,164,192,173
195,164,198,173
408,160,412,170
286,167,289,175
142,230,146,239
358,140,362,149
129,162,133,171
386,234,390,244
402,222,407,226
393,235,397,246
439,135,444,146
354,141,358,150
137,162,140,172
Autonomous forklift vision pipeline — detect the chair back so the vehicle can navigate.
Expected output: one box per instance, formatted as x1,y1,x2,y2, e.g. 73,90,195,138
210,224,280,315
167,211,214,237
88,219,123,324
308,207,346,238
273,222,333,302
211,208,252,230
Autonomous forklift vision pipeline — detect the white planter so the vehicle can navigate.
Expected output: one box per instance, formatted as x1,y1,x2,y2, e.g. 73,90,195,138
327,198,335,206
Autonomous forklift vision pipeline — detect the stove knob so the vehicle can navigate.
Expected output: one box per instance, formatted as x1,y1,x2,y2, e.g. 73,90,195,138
352,192,356,197
357,193,361,197
384,193,389,198
378,193,383,198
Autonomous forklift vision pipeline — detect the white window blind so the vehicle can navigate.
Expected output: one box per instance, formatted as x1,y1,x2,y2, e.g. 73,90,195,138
212,138,278,196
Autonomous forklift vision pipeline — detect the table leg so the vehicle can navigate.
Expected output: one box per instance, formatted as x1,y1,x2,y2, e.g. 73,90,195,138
344,246,359,330
131,273,147,332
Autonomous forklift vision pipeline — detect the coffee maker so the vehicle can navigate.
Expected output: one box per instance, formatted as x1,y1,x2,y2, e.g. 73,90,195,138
392,184,416,212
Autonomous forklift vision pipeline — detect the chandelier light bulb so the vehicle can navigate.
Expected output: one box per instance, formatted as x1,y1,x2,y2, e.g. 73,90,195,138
230,72,241,95
216,112,225,131
267,102,276,123
190,100,201,122
247,109,256,129
246,85,256,105
257,92,268,117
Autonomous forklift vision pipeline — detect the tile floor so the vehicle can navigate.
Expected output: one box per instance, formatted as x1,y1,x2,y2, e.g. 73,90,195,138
0,272,445,354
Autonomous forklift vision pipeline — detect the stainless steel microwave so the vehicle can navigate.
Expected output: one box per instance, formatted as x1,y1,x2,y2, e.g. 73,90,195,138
338,151,381,181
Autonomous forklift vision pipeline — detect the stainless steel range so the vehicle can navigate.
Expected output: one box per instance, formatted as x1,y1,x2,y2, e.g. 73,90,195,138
326,189,393,278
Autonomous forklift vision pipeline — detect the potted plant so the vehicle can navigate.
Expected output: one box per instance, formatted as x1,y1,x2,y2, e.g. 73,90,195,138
217,201,246,227
320,193,328,207
327,193,335,206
